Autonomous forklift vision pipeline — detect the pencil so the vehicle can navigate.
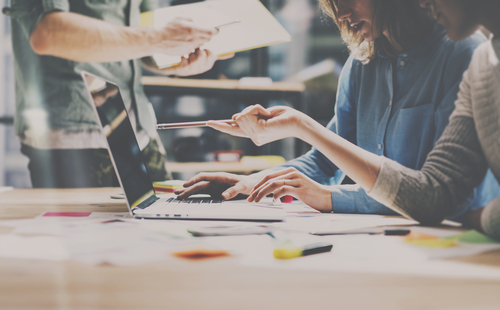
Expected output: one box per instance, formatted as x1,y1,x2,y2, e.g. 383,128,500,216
156,119,235,130
214,20,241,29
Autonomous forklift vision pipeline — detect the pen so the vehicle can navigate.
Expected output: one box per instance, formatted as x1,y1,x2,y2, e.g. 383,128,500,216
313,228,411,236
214,20,241,29
273,242,333,260
156,119,235,130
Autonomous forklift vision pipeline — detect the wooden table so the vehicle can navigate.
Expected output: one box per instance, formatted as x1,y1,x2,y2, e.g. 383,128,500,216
1,188,500,310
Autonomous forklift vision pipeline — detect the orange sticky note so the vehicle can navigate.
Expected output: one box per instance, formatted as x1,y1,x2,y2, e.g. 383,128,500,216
172,249,230,260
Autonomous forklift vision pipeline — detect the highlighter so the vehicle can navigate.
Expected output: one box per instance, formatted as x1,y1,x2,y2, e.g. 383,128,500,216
273,242,333,260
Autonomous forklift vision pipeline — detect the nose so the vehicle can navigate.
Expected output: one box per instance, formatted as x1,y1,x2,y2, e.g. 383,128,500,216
419,0,433,9
336,0,352,22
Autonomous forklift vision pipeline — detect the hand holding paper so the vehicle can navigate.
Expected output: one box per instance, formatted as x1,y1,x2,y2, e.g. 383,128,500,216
141,0,291,68
152,17,219,56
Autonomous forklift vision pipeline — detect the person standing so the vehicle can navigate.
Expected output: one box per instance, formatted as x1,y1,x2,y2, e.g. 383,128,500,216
9,0,228,187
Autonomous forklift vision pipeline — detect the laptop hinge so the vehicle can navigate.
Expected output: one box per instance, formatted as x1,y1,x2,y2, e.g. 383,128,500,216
135,195,160,210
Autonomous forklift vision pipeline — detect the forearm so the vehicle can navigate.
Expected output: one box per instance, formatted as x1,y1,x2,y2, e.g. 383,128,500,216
31,11,159,62
296,116,382,192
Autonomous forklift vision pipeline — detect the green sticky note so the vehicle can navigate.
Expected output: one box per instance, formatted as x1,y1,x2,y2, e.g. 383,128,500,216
457,230,498,244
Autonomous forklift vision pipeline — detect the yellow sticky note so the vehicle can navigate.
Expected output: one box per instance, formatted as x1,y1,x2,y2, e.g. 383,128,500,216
404,231,458,248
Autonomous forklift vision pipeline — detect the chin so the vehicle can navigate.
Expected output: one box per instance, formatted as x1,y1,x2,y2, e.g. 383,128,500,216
442,19,481,42
362,34,375,42
445,26,479,42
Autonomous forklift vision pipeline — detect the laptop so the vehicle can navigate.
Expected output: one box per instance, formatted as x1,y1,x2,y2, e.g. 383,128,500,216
81,71,286,221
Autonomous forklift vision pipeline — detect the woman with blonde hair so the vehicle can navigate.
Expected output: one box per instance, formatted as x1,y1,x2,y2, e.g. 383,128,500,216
206,0,500,238
177,0,499,222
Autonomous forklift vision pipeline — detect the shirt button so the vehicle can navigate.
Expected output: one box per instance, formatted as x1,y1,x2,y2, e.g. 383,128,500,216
378,144,382,150
400,60,406,67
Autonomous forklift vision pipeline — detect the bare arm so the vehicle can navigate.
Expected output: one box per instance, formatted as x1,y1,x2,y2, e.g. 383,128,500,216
209,105,382,192
296,116,382,191
30,11,217,62
210,104,488,224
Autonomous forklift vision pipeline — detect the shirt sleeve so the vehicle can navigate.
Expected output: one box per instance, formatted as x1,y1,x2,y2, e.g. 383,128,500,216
481,197,500,240
10,0,69,37
368,65,490,224
141,0,159,13
267,57,359,186
330,184,399,215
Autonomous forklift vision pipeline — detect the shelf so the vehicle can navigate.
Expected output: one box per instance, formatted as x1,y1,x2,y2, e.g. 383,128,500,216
142,76,305,92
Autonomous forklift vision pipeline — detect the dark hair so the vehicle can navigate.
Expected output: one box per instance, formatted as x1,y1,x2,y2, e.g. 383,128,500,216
319,0,435,63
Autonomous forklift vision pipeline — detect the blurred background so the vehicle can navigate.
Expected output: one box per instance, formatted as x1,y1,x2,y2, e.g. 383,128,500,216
0,0,350,187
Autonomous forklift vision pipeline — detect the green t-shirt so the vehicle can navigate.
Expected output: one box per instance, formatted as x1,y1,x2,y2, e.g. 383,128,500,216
10,0,159,140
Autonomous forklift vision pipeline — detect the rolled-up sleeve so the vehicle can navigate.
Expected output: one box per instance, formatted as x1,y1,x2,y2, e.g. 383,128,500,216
140,0,159,12
10,0,69,37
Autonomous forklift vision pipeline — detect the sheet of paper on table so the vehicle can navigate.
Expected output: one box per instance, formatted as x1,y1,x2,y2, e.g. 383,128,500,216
1,210,499,276
141,0,291,68
269,214,418,235
401,227,500,259
239,233,500,281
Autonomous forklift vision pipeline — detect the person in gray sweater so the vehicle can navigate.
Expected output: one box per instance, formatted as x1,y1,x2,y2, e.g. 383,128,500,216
205,0,500,239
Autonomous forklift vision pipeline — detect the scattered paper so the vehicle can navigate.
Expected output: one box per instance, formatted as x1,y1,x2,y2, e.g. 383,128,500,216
402,228,500,259
270,215,417,235
0,235,69,261
43,212,92,217
0,186,13,193
282,202,321,214
240,233,500,280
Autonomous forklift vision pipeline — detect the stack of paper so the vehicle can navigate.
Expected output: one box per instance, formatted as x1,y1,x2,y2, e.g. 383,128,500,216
141,0,291,68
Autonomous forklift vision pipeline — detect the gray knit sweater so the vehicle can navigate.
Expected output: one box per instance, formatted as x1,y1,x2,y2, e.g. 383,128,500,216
368,37,500,239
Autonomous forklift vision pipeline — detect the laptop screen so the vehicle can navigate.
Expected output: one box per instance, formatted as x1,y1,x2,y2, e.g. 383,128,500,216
82,72,156,211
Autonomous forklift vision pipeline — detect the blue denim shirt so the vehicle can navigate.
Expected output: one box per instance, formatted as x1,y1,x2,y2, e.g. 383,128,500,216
277,25,500,219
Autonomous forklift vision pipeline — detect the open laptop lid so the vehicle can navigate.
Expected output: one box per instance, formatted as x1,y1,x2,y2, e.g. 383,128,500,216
81,71,158,215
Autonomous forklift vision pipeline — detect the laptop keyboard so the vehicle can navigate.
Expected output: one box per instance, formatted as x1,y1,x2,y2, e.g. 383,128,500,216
145,197,223,216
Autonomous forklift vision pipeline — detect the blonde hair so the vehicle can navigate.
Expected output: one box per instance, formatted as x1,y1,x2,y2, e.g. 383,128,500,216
319,0,435,64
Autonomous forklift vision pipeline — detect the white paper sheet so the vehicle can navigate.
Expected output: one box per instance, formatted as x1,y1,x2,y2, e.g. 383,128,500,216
0,235,69,261
147,0,291,68
239,234,500,280
270,214,417,235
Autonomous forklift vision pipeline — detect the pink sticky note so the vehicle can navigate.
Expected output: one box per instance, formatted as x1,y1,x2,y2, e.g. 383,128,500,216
42,212,92,217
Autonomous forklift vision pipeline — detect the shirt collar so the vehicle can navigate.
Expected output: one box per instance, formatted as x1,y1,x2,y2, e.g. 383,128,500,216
377,23,444,61
491,35,500,63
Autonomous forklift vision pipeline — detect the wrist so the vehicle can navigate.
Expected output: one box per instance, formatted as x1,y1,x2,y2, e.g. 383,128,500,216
321,185,333,212
142,27,163,55
294,113,317,141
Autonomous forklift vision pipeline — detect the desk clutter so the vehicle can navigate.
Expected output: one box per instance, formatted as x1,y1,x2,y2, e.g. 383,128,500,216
1,204,500,280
